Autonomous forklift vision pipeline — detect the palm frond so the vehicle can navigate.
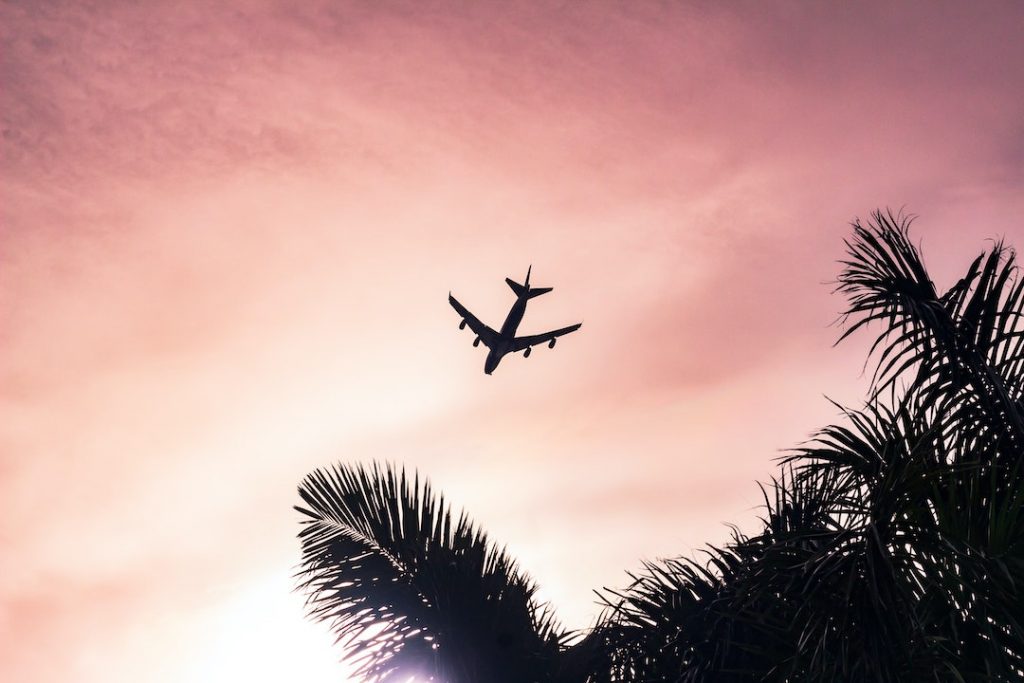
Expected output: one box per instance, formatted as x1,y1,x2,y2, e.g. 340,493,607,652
295,462,566,683
835,209,1024,443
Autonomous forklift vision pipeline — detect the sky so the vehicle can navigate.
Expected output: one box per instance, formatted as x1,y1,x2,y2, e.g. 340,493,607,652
2,1,1024,681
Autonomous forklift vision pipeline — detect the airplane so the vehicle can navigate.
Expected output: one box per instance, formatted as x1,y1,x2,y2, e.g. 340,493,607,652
449,266,582,374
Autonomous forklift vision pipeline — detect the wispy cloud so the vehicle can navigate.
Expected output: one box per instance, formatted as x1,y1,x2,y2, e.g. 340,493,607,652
3,1,1023,680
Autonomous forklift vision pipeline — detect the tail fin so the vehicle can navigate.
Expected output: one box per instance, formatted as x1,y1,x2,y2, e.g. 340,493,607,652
505,277,552,298
506,265,537,298
505,277,528,297
506,265,551,298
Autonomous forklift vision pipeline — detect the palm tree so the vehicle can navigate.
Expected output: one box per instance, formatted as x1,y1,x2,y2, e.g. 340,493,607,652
296,211,1024,682
295,463,598,682
596,211,1024,681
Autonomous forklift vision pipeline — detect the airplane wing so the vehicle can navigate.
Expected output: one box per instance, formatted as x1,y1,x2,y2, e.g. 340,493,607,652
449,293,499,347
510,322,582,352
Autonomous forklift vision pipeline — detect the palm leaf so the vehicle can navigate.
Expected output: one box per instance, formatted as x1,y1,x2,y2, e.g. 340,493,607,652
295,462,566,683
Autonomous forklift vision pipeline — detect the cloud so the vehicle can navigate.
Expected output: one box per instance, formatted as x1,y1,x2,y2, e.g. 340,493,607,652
2,1,1023,680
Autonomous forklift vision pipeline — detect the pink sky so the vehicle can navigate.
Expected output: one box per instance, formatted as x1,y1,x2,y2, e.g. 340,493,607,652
3,2,1024,681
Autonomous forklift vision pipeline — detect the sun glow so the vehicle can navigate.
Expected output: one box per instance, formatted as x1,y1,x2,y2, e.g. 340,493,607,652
182,571,353,683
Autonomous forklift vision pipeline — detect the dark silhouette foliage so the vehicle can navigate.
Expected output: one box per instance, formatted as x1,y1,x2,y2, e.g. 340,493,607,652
294,463,572,683
296,211,1024,681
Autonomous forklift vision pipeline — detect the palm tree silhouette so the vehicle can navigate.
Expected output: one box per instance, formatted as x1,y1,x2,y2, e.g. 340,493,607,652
295,463,598,683
296,211,1024,682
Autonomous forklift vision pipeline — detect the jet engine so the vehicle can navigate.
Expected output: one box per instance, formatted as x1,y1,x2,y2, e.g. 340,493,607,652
548,338,557,349
524,347,532,358
459,320,467,330
473,337,481,347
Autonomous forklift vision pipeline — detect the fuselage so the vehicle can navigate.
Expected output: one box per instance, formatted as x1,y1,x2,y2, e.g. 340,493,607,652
484,295,529,374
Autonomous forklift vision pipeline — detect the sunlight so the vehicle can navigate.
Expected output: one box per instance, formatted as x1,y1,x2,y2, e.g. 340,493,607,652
182,570,355,683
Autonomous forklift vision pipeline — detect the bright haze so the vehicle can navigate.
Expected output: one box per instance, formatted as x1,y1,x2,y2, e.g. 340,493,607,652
3,2,1023,681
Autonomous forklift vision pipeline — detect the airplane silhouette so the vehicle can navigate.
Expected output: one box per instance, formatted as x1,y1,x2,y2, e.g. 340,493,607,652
449,266,582,374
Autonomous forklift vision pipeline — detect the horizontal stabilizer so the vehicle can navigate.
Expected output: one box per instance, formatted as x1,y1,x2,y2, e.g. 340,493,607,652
527,286,552,298
505,277,528,297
